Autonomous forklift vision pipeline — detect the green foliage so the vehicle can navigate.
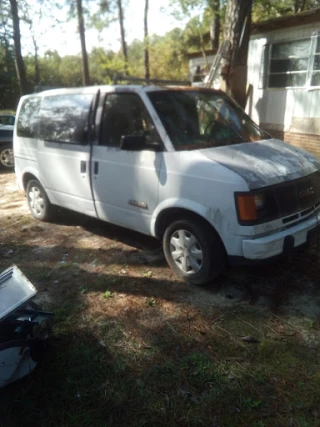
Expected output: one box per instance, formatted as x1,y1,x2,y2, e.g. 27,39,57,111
168,0,218,21
126,29,189,81
145,297,156,306
0,1,19,108
1,0,320,107
150,29,189,79
103,290,115,298
90,47,128,83
252,0,320,22
24,50,82,88
0,44,19,109
183,15,211,51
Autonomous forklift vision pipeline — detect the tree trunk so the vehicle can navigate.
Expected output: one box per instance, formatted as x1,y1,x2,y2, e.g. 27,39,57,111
209,0,220,51
222,0,252,108
31,34,40,86
117,0,128,75
294,0,307,12
144,0,150,80
76,0,90,85
9,0,28,96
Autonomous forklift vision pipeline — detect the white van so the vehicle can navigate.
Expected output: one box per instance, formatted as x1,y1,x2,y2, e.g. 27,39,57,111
14,85,320,285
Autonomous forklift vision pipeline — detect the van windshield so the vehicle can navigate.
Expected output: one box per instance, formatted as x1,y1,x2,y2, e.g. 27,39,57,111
147,90,271,150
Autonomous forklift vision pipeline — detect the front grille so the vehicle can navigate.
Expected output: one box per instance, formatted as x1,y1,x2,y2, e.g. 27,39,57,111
276,170,320,222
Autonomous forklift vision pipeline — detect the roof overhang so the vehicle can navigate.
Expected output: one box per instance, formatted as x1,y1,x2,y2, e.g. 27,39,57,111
251,7,320,34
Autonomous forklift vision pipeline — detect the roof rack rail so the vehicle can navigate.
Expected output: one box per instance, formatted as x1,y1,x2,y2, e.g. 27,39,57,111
113,74,191,86
33,85,61,93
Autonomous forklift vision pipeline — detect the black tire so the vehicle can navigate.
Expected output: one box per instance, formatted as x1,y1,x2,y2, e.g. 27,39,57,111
0,144,14,169
163,218,226,286
26,179,53,221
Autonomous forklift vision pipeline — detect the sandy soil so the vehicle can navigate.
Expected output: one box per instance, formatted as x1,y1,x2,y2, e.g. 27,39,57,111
1,170,320,326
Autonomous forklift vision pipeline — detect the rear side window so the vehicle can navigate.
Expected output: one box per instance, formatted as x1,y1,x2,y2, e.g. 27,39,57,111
17,97,41,138
38,94,94,144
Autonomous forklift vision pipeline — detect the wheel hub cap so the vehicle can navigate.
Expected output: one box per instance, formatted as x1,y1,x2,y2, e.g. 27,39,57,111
0,148,14,167
170,229,203,274
29,187,44,215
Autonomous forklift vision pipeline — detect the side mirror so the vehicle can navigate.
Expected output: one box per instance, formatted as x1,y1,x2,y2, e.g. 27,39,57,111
120,134,146,151
120,134,162,152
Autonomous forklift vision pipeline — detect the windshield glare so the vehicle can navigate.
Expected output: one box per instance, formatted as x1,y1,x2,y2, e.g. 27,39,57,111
148,90,270,150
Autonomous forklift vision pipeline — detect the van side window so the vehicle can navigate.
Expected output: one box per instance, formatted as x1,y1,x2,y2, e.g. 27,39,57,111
17,97,41,138
100,93,161,149
38,94,94,144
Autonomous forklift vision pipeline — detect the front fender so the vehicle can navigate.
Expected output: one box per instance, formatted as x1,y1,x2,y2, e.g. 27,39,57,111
150,198,209,237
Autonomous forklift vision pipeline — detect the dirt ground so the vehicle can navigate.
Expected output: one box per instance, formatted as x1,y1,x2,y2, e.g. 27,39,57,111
1,170,320,324
2,170,320,426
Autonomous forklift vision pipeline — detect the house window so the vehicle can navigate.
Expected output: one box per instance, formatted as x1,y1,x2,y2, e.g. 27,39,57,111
311,35,320,86
267,34,320,88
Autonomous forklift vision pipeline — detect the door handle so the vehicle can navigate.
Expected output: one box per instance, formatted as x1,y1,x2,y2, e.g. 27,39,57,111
80,160,86,173
94,161,99,175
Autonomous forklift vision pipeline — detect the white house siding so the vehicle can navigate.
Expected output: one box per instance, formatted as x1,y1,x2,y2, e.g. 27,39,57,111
189,55,215,83
248,24,320,139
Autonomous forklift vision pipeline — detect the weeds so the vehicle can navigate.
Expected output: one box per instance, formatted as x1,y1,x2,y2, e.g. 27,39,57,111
2,302,319,427
1,172,320,426
103,290,115,298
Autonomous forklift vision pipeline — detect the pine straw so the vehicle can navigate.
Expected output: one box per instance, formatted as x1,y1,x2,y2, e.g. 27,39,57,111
1,172,320,426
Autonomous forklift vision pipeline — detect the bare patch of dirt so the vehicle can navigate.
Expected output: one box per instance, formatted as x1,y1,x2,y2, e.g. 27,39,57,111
1,171,320,344
3,172,320,427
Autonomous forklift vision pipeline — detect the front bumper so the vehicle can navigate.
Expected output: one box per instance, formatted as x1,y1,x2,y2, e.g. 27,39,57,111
242,210,320,260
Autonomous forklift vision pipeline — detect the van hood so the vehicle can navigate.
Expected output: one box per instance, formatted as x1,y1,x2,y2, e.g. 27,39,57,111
200,138,320,190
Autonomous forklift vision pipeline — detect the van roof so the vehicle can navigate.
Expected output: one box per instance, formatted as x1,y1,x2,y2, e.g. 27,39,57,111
24,85,221,98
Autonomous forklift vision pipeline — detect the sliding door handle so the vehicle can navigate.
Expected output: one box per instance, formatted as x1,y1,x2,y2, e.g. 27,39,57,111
80,160,86,173
94,161,99,175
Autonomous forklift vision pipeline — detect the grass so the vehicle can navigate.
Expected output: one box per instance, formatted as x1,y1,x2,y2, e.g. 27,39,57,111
1,181,320,426
1,291,320,427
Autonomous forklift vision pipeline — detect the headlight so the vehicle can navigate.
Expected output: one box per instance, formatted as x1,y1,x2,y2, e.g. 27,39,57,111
253,193,266,210
235,191,277,224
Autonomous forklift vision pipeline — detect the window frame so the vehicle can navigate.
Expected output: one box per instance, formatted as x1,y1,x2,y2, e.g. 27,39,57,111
16,97,42,139
308,32,320,87
37,93,94,145
266,32,320,90
99,91,163,151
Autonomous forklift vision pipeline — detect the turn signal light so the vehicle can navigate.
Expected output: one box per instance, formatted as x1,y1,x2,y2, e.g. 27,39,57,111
236,195,257,221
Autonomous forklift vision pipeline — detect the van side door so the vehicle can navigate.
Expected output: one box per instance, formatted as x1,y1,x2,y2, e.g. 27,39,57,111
91,92,164,235
36,92,97,217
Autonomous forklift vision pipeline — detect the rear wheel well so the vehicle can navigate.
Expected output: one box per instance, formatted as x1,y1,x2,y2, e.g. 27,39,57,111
22,173,38,191
155,207,225,249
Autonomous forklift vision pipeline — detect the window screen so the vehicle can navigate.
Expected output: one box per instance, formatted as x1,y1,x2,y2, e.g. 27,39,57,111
267,34,320,88
268,39,310,88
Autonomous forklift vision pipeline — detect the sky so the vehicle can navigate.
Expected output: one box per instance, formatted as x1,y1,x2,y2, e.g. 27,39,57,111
22,0,188,57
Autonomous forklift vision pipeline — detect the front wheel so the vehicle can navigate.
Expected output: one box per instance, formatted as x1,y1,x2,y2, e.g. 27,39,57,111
0,145,14,168
163,218,226,286
26,179,53,221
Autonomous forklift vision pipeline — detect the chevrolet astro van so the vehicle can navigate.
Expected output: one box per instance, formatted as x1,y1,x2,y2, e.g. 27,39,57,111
14,86,320,285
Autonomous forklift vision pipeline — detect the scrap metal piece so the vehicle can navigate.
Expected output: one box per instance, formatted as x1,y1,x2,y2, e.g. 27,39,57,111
0,265,37,321
0,265,53,388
